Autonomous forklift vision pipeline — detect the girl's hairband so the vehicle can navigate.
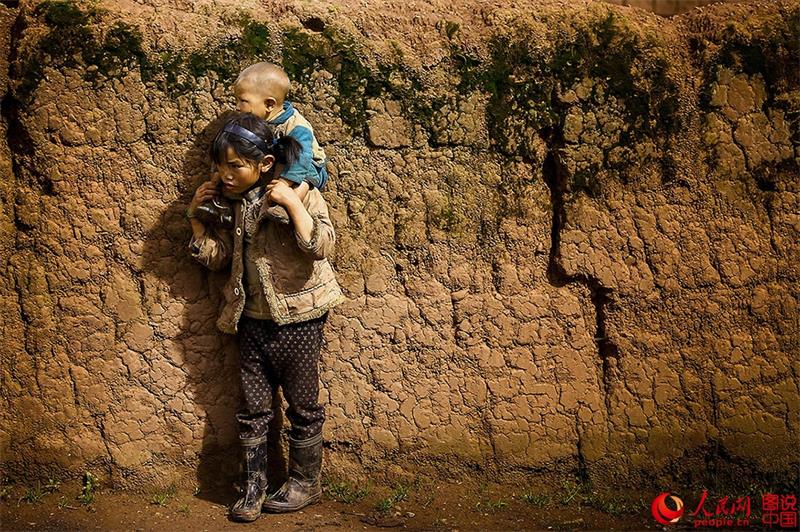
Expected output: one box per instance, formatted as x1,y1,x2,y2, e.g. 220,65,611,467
222,123,272,154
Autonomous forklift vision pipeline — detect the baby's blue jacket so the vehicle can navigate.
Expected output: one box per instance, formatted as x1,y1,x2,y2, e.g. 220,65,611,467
269,101,329,190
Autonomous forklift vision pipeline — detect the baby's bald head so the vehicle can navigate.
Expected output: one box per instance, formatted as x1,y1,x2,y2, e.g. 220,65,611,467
235,62,290,103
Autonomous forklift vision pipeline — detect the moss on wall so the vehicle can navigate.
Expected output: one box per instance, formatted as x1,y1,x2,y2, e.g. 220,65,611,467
14,1,273,101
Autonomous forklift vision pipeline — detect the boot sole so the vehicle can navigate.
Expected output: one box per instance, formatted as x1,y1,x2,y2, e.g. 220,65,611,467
261,492,321,513
230,511,261,522
230,494,266,522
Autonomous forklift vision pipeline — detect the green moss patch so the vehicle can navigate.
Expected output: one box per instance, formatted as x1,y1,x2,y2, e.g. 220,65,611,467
281,25,440,138
14,1,272,103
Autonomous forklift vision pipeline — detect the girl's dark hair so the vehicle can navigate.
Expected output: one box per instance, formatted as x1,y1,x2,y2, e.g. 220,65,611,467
210,112,301,167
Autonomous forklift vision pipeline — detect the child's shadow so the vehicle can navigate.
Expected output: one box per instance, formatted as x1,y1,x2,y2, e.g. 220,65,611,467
141,111,287,507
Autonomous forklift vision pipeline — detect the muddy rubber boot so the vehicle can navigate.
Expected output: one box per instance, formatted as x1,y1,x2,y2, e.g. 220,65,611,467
262,432,323,513
230,435,268,522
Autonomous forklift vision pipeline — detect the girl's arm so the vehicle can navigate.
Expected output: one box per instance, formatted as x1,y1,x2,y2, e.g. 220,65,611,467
266,180,334,260
187,182,234,271
188,224,233,271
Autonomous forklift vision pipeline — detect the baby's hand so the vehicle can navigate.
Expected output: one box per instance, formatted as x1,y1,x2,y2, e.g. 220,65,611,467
265,179,297,208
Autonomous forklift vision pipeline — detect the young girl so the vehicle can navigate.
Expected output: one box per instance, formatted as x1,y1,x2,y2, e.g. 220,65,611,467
186,112,345,522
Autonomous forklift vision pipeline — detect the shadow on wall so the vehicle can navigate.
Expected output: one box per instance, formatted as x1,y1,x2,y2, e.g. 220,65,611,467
139,111,288,504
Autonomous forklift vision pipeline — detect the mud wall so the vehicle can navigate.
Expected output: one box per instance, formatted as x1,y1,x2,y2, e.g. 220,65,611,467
601,0,757,17
1,0,798,489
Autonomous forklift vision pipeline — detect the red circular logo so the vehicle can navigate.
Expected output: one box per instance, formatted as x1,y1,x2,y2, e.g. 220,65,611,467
651,492,684,525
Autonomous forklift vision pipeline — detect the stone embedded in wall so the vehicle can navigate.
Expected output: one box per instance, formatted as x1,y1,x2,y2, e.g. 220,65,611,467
431,93,489,147
366,98,413,148
704,68,796,176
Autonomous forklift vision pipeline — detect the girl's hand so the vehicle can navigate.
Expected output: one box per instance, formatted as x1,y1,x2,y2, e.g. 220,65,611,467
189,181,219,213
265,179,297,208
209,165,221,184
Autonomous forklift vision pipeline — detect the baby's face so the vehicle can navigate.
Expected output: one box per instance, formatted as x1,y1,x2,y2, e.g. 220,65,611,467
233,80,268,119
218,147,266,195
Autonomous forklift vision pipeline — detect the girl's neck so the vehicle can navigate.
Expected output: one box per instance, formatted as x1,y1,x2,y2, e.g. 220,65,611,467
242,176,267,201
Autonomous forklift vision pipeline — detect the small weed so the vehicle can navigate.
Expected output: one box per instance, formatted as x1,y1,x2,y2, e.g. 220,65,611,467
19,482,45,505
151,484,177,506
323,477,370,503
178,503,190,515
374,497,394,512
44,478,61,493
521,491,551,507
473,481,509,514
373,479,414,513
475,498,508,513
559,479,584,505
57,495,77,510
78,472,99,506
419,488,435,509
390,481,412,503
582,489,643,516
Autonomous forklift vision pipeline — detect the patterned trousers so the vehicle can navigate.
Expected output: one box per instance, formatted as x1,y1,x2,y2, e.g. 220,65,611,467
236,313,328,441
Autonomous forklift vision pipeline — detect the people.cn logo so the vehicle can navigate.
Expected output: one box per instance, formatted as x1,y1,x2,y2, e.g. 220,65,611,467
651,492,685,525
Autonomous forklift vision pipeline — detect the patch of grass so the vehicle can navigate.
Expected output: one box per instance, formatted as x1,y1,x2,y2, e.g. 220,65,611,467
57,495,77,510
19,482,45,505
474,481,509,514
78,472,99,506
699,9,800,111
447,8,682,189
281,24,441,138
16,1,147,103
44,478,61,493
16,477,61,505
429,204,460,233
323,476,371,503
374,497,394,512
151,484,177,506
177,503,190,515
558,479,585,505
475,497,508,513
582,490,642,516
374,480,414,513
520,491,551,507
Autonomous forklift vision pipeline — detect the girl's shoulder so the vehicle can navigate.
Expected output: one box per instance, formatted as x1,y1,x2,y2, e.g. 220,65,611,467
303,187,329,211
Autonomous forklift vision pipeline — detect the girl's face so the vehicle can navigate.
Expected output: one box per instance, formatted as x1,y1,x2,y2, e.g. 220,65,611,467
218,146,274,195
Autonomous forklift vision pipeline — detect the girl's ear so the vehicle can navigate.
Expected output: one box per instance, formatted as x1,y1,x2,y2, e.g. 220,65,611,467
260,154,276,174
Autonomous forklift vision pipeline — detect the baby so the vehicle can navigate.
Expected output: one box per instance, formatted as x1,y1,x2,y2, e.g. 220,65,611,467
195,62,329,225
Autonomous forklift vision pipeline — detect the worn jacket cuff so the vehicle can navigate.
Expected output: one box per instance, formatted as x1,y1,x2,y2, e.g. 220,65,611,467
295,215,320,253
188,234,203,256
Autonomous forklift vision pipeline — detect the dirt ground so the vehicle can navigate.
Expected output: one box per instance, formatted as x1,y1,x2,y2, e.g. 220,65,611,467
0,474,668,531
